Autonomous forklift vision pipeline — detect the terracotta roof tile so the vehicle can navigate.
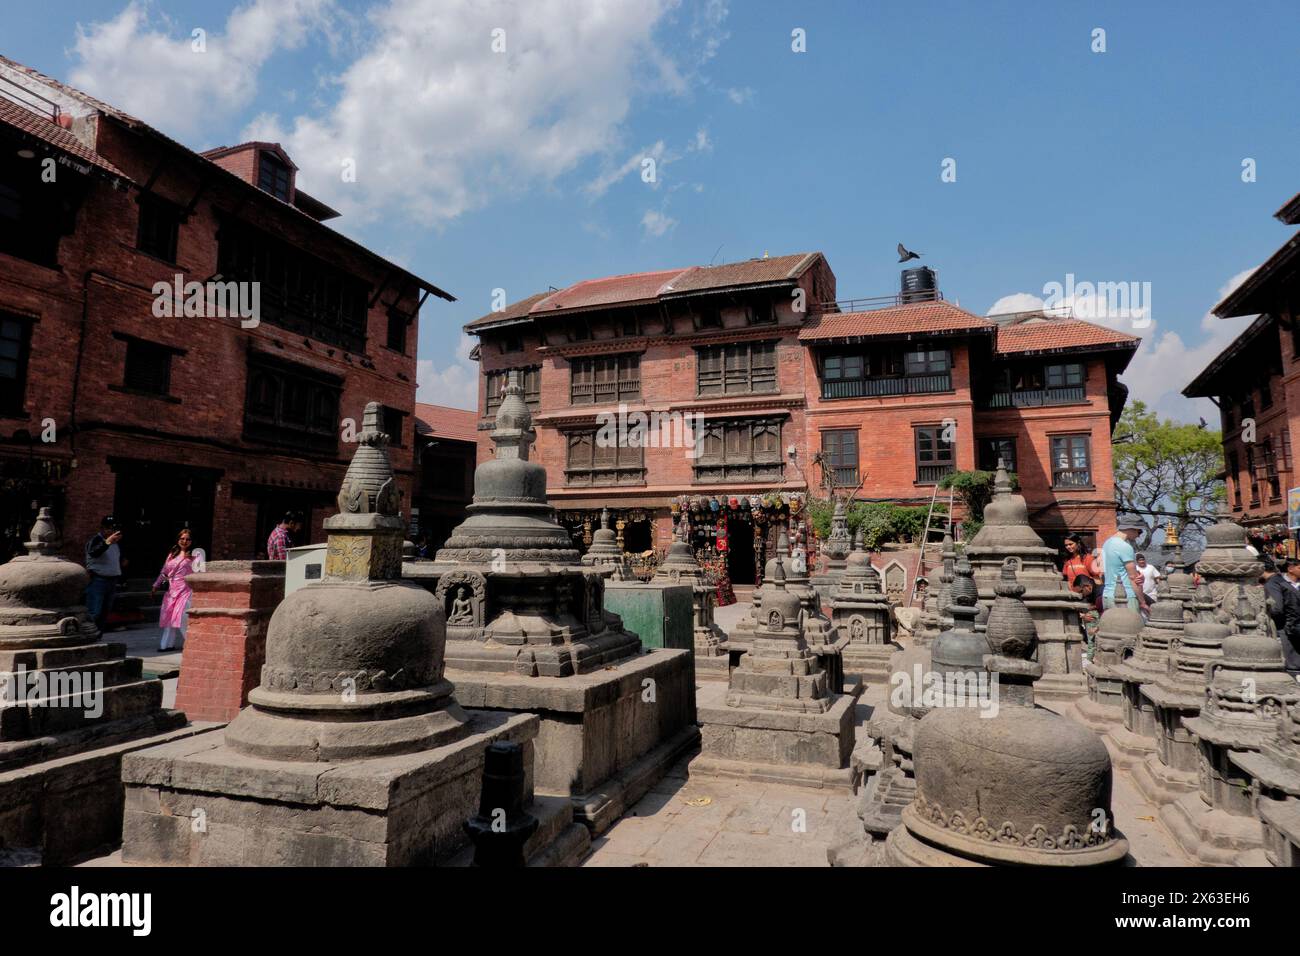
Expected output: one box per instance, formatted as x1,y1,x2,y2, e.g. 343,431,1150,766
662,253,819,293
0,98,126,179
414,403,480,444
466,253,822,330
994,318,1139,354
532,268,682,312
798,300,994,341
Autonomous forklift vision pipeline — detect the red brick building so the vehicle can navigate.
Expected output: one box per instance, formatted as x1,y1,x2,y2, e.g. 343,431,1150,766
467,254,1137,583
0,57,452,571
412,402,478,553
1184,190,1300,546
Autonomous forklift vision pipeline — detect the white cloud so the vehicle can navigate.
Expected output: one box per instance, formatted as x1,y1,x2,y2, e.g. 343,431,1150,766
986,269,1259,424
69,0,334,139
584,140,667,198
245,0,694,226
641,207,677,238
725,86,754,104
986,292,1049,316
417,333,478,409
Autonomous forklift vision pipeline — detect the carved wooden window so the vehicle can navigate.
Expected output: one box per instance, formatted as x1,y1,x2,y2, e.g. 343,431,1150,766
243,354,340,454
565,429,645,486
693,418,784,483
570,353,640,404
485,366,541,413
696,341,777,396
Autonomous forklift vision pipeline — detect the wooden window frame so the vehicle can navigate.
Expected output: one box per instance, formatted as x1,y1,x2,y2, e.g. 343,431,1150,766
692,417,785,484
1050,433,1093,489
914,425,955,485
696,341,778,397
570,353,641,405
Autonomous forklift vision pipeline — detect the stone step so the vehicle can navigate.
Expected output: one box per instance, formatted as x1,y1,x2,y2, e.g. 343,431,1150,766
0,676,165,746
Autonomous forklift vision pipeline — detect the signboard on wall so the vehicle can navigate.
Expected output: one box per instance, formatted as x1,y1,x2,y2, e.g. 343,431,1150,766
1288,487,1300,529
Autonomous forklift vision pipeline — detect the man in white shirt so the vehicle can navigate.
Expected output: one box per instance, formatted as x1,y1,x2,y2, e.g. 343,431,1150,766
1134,553,1161,602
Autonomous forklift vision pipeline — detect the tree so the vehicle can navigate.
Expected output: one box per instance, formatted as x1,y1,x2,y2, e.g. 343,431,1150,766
1112,400,1225,550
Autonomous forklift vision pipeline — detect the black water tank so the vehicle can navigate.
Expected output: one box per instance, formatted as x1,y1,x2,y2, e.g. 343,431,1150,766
900,266,937,303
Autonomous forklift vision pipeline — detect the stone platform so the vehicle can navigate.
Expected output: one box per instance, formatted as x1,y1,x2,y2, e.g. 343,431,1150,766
691,680,861,791
119,710,587,866
447,647,699,834
0,720,212,865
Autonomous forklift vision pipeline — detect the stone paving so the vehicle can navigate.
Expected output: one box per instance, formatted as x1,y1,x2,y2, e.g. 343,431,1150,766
585,602,1192,867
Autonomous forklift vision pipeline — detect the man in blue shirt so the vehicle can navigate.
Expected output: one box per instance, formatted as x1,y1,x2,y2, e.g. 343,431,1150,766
1102,515,1148,613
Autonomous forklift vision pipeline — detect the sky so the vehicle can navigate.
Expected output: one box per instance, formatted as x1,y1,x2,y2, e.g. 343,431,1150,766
5,0,1298,419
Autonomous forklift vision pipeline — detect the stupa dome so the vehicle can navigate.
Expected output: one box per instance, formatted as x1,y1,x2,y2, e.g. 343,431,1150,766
0,508,91,627
910,705,1119,858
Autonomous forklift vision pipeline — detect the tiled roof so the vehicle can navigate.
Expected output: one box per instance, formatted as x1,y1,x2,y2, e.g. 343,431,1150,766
0,97,127,180
798,300,994,341
532,269,682,313
994,318,1140,354
414,403,480,444
467,253,823,330
661,253,821,294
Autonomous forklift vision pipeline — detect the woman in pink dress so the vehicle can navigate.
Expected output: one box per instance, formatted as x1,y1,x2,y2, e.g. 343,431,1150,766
152,529,197,651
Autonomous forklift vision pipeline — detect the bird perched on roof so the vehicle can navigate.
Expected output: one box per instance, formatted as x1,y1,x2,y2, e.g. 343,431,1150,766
897,243,921,263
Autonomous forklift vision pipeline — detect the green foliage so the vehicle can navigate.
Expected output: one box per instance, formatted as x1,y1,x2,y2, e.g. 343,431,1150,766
807,497,946,550
939,469,1018,523
1112,400,1225,549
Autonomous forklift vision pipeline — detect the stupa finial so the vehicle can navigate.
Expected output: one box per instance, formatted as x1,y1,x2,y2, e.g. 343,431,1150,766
24,506,61,557
490,371,535,462
993,458,1012,494
335,401,399,519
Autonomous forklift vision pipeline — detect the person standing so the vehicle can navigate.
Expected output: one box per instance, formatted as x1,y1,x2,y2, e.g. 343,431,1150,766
1134,553,1162,604
1264,558,1300,678
152,528,197,651
266,511,302,560
84,515,125,631
1061,533,1099,588
1102,515,1148,614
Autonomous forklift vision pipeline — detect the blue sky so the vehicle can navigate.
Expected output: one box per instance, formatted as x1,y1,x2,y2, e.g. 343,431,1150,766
6,0,1298,419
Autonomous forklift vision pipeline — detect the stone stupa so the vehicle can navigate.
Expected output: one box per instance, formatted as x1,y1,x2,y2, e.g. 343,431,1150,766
962,462,1087,700
914,530,956,647
1108,573,1187,768
580,509,631,581
726,529,846,690
1231,683,1300,866
811,496,853,592
832,529,897,684
1133,581,1232,806
695,556,857,790
1195,510,1267,623
1073,574,1143,734
121,403,588,866
0,509,192,864
1168,588,1300,864
406,373,697,833
885,559,1129,867
651,523,728,678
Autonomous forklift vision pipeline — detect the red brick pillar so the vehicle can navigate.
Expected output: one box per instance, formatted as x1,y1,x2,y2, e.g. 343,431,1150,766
173,560,285,723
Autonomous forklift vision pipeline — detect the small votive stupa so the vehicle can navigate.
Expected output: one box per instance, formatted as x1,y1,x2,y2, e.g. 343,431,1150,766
1133,582,1232,806
580,509,632,581
121,403,586,866
831,530,897,684
1194,510,1267,622
914,531,956,647
1073,574,1143,734
695,556,857,790
1108,574,1187,767
0,509,191,864
407,374,698,832
1168,588,1300,864
885,559,1128,867
651,524,728,677
1230,682,1300,866
810,496,853,592
962,462,1086,700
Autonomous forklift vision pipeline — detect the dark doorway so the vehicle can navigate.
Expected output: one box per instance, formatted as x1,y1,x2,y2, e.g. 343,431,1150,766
253,493,319,558
110,459,217,579
726,516,756,585
622,519,652,555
